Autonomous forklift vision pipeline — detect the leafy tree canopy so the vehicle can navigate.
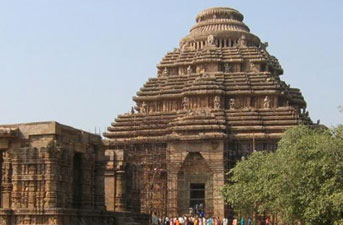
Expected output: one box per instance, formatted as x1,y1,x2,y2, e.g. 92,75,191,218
222,125,343,225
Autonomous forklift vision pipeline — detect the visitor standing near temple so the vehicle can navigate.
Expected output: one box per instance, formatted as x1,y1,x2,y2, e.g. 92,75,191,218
247,218,252,225
194,217,199,225
165,217,170,225
152,213,159,225
240,218,245,225
179,216,185,225
232,218,237,225
175,217,180,225
206,217,213,225
222,217,228,225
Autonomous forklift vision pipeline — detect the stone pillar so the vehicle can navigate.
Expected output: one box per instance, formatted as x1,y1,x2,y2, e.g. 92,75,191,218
114,169,126,212
212,171,225,218
1,154,12,209
167,172,178,217
104,168,115,211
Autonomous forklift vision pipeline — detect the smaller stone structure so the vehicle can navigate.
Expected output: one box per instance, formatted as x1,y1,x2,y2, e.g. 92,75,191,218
0,121,149,225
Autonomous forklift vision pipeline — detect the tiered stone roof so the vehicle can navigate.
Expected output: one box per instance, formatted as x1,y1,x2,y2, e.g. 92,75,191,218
104,7,311,144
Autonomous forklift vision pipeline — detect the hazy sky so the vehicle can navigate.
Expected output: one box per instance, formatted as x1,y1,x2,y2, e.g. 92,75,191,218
0,0,342,134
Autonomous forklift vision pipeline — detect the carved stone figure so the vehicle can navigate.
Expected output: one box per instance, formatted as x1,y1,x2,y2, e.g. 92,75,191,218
263,96,271,108
214,96,221,109
250,62,259,72
238,34,247,47
229,98,236,109
162,67,169,76
224,63,231,73
182,97,190,110
260,42,269,51
141,101,147,113
187,65,192,75
207,35,215,46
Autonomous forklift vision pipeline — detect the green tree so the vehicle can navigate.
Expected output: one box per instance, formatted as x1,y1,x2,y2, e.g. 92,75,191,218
222,125,343,225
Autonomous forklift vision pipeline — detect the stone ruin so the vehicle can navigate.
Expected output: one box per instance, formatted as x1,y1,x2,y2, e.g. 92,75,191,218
103,7,312,219
0,122,149,225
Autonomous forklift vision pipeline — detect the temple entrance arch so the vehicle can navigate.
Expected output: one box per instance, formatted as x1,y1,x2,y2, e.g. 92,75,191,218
177,152,213,216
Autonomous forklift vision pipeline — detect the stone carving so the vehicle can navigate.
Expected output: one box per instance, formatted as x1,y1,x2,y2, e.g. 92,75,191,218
141,101,147,113
214,96,221,109
250,62,259,72
224,63,231,73
0,216,6,225
187,65,192,75
264,96,271,108
200,65,206,73
162,67,169,76
207,35,215,46
229,98,236,109
260,42,269,51
238,34,247,48
182,97,190,110
49,216,58,225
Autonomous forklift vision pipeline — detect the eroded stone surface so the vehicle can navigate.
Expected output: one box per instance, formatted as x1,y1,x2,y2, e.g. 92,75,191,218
0,122,149,225
103,7,312,218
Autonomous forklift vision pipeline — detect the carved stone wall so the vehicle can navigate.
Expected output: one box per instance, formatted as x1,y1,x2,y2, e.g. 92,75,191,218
103,6,313,219
0,122,149,225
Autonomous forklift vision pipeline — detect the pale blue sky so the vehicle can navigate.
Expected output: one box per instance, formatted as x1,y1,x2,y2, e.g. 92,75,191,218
0,0,342,133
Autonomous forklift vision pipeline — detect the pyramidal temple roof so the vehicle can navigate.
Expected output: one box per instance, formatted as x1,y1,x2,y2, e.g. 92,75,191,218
104,7,312,144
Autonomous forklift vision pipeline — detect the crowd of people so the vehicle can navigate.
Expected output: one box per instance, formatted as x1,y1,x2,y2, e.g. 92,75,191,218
152,213,273,225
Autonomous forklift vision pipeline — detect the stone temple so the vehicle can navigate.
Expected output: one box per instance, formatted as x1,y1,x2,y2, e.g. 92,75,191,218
103,7,312,219
0,6,313,225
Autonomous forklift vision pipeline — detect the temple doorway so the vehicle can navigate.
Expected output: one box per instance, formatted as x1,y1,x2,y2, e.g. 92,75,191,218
177,152,213,215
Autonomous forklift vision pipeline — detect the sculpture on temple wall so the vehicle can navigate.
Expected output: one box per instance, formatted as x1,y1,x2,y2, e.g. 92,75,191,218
260,42,269,51
214,96,221,109
49,216,58,225
182,97,190,110
187,65,192,75
180,40,191,51
131,107,135,114
238,35,247,48
162,67,169,76
263,96,271,108
0,216,6,225
207,35,216,46
224,63,231,73
229,98,236,109
250,62,259,72
200,65,206,73
140,102,147,113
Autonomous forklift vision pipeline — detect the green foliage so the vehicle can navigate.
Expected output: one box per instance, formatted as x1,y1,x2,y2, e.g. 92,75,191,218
221,125,343,225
